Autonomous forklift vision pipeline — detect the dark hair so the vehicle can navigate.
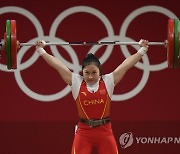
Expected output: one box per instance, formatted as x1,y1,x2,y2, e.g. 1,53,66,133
82,53,102,75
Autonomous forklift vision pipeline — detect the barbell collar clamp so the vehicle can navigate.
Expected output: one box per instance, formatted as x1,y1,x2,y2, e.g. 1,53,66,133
0,39,5,50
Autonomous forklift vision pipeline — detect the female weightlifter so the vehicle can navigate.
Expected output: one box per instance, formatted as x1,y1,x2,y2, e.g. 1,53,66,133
35,39,149,154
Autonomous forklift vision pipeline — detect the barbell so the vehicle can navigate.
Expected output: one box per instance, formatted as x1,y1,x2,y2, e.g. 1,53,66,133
0,19,179,70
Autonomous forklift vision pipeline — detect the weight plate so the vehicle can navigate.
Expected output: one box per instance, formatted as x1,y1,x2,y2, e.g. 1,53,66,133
11,20,17,69
167,19,174,68
6,20,12,70
173,19,179,68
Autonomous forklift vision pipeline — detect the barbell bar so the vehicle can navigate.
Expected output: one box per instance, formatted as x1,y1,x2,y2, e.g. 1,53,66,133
19,41,166,46
0,19,179,70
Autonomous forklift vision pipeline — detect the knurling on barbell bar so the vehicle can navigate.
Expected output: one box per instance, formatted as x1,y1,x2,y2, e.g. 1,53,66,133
0,19,179,70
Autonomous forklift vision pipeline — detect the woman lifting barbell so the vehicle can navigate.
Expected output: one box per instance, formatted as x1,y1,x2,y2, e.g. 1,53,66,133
35,39,149,154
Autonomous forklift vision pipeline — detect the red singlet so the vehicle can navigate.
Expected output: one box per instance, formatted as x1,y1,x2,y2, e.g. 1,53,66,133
71,78,118,154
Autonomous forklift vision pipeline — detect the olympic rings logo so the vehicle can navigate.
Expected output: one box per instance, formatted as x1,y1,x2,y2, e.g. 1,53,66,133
0,5,178,102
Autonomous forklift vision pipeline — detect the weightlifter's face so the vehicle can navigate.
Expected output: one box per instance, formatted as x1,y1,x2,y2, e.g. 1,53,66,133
82,64,100,85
